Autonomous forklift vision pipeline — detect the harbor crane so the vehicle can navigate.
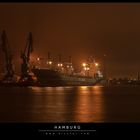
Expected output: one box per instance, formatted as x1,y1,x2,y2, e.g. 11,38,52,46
19,32,37,83
0,30,15,83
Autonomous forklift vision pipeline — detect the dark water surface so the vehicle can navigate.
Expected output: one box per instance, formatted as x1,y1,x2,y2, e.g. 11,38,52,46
0,85,140,122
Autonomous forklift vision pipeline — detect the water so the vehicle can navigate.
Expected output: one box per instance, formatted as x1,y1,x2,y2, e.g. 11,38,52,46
0,85,140,122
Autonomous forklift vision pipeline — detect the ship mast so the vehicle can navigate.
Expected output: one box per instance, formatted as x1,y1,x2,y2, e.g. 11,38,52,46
47,52,53,69
67,56,73,75
57,54,63,72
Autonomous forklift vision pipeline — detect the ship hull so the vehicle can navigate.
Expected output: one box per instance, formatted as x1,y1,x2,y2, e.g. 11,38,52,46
31,68,103,86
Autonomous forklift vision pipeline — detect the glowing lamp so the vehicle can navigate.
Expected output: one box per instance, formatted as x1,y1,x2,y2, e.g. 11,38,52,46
82,63,86,67
49,61,52,65
84,67,87,70
95,63,99,67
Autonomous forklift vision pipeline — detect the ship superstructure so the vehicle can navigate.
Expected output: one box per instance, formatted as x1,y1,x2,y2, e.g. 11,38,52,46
31,53,104,86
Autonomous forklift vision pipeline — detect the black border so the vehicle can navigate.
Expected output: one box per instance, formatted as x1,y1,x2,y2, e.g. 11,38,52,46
0,1,140,138
0,123,140,137
0,0,139,3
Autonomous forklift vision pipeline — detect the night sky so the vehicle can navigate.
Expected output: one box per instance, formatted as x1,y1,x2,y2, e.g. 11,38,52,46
0,3,140,78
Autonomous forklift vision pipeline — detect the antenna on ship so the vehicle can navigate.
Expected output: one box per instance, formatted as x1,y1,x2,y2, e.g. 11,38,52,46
57,54,63,72
47,52,51,60
67,56,74,75
68,55,73,67
58,54,62,63
69,56,72,63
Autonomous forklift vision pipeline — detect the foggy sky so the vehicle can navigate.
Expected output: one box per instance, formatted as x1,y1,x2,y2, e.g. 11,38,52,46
0,3,140,78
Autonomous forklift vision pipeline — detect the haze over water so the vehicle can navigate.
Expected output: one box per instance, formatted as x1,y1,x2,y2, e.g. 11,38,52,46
0,85,140,122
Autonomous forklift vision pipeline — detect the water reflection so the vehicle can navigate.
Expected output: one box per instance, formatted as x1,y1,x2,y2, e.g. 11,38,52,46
74,86,105,122
28,86,76,122
1,86,140,122
27,86,105,122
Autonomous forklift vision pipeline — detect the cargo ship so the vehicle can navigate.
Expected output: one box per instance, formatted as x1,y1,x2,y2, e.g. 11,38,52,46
30,56,105,86
31,68,104,87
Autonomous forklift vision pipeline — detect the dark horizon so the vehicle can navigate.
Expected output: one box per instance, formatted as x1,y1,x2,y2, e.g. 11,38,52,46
0,3,140,78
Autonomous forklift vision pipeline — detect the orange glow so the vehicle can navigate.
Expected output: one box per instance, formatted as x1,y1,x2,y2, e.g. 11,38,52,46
95,63,99,67
75,85,104,122
82,63,86,67
58,63,63,67
49,61,52,65
37,57,40,61
80,86,88,90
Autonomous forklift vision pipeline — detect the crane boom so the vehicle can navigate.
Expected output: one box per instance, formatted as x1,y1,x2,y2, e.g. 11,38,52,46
0,30,15,83
23,32,33,62
19,32,37,84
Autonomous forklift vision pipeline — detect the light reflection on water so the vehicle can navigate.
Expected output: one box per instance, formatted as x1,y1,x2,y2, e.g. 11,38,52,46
29,86,105,122
0,85,140,122
75,86,105,122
